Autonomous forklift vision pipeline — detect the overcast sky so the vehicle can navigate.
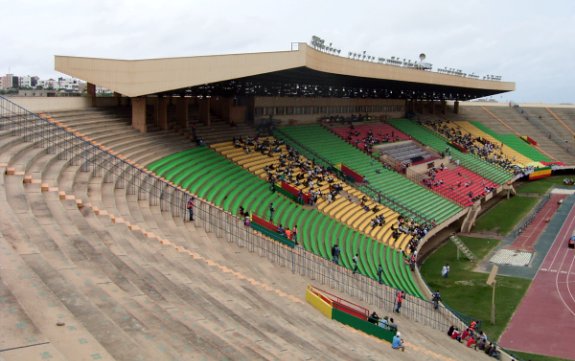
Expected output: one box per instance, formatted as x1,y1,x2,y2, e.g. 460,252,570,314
2,0,574,103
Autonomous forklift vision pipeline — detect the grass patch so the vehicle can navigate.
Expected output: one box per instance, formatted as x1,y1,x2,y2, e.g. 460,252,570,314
509,350,572,361
421,236,530,340
472,196,538,235
515,176,573,195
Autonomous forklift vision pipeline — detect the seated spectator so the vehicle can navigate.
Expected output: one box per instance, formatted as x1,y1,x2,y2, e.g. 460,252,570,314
485,342,499,358
391,332,405,352
447,325,455,337
387,317,398,332
277,224,285,236
368,311,380,325
475,331,487,351
450,327,461,342
378,316,388,328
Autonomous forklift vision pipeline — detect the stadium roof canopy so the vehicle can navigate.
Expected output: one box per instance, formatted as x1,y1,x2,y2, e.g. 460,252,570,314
55,43,514,100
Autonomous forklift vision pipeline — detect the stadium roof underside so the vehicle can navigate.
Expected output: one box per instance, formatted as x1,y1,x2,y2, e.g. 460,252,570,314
55,43,514,101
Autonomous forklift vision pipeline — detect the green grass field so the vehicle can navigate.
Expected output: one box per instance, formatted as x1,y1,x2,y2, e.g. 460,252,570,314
421,236,530,341
472,195,538,235
509,350,572,361
515,176,574,195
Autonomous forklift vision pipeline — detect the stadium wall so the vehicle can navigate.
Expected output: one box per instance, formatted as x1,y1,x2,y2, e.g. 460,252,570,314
7,96,119,112
253,97,405,124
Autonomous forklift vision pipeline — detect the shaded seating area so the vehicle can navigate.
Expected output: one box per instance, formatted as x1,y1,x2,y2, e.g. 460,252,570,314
389,119,514,185
147,147,424,298
276,124,463,224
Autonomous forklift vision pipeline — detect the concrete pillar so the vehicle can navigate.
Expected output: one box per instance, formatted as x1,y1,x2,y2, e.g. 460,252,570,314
131,97,147,132
199,97,211,126
176,97,189,129
454,100,460,114
87,82,96,107
114,92,122,106
158,97,169,130
441,100,447,115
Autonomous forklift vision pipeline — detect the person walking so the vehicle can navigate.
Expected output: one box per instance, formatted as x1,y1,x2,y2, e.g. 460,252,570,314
377,264,384,284
269,203,275,222
394,290,405,313
186,197,195,221
292,225,298,245
352,253,359,274
441,263,450,278
331,244,340,264
432,290,442,310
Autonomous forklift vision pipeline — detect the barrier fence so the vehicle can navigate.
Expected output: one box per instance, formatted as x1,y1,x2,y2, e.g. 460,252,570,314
0,95,468,334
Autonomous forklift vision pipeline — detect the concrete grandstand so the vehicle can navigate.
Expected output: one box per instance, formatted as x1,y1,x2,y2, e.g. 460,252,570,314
1,42,573,360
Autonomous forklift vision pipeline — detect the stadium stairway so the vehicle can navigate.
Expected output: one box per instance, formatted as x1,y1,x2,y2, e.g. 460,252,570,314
0,110,494,361
275,124,463,224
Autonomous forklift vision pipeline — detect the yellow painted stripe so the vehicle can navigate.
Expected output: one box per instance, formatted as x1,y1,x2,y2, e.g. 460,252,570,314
306,287,333,319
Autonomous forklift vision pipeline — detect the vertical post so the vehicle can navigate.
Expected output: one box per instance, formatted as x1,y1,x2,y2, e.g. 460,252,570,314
491,281,496,324
131,97,147,132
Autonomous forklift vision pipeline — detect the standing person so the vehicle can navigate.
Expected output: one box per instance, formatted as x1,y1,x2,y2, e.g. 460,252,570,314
352,253,359,274
377,264,384,284
292,225,298,245
394,290,405,313
331,244,340,264
186,196,195,221
269,203,275,222
432,290,442,310
441,263,450,278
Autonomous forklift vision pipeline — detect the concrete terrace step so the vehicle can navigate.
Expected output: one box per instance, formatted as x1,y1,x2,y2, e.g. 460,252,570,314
0,109,496,360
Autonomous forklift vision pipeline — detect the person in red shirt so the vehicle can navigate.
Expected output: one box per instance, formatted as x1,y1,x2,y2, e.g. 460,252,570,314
186,197,195,221
394,290,405,313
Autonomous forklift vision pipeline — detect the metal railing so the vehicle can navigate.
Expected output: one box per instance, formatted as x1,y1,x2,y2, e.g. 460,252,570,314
509,193,551,239
0,95,469,334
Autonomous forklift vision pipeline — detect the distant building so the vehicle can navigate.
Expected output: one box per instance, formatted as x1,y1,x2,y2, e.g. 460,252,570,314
1,74,17,89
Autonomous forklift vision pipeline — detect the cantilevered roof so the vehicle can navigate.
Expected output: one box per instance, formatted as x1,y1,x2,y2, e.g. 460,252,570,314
55,43,514,99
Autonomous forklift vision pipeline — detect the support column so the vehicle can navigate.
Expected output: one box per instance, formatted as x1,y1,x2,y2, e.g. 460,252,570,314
87,82,96,107
113,92,122,106
158,97,169,130
131,97,147,132
453,100,460,114
199,97,211,126
441,100,447,115
176,97,189,129
429,100,435,114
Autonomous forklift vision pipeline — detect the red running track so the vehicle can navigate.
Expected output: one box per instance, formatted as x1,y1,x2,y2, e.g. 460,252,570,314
509,194,567,252
499,203,575,360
